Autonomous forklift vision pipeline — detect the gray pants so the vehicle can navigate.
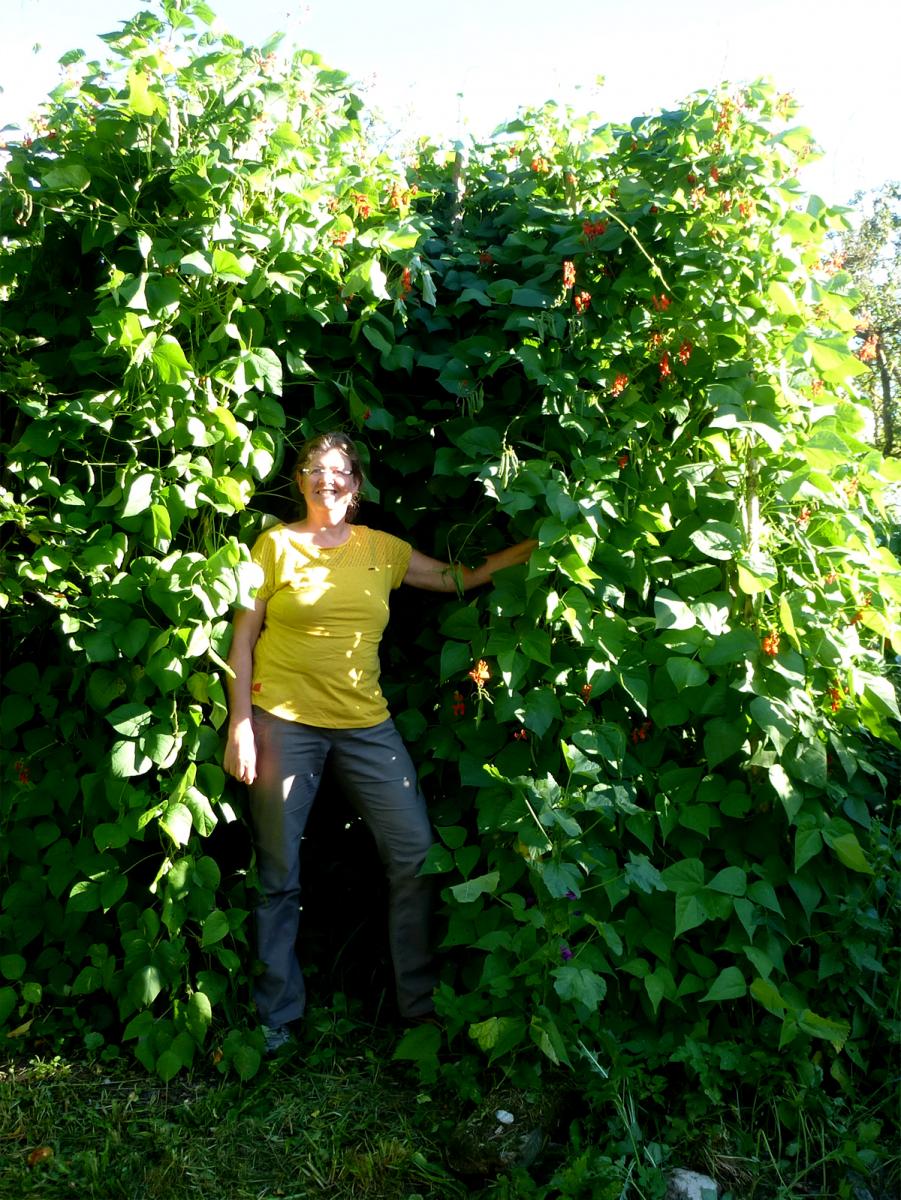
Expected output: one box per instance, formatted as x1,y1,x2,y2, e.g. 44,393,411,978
249,707,436,1026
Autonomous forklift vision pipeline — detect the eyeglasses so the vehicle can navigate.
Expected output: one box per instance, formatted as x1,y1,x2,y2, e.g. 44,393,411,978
300,467,354,479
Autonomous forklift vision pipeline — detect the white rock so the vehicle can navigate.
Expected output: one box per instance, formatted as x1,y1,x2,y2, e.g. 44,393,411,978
666,1168,719,1200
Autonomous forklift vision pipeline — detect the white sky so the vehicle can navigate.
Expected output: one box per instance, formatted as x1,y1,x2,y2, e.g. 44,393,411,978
2,0,899,204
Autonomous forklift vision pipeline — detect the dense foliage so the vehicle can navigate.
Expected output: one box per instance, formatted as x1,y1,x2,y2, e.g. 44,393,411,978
1,4,898,1177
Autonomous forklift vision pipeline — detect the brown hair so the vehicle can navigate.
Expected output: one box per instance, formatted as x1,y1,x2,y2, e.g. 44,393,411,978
292,431,365,515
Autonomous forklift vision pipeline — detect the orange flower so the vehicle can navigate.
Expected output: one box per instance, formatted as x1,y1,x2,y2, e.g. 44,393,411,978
617,453,629,469
761,631,780,657
479,250,494,264
562,260,576,289
331,230,349,246
401,267,412,295
857,334,878,363
611,373,629,396
580,683,593,701
469,660,490,685
630,719,653,744
574,290,591,314
648,331,664,349
659,351,672,379
353,192,372,218
678,339,692,364
582,219,607,240
452,690,466,717
530,155,550,174
651,294,671,312
513,728,528,741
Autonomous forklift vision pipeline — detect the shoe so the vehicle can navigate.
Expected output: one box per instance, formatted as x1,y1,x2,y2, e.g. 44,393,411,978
261,1024,292,1055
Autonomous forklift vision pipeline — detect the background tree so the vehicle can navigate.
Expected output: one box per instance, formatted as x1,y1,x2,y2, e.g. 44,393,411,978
840,181,901,456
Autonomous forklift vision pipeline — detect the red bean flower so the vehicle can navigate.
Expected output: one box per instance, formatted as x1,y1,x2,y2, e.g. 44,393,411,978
469,659,490,685
761,631,780,657
611,373,629,396
574,290,591,313
562,260,576,289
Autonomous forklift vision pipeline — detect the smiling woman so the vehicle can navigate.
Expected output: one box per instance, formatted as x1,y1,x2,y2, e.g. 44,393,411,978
223,431,535,1053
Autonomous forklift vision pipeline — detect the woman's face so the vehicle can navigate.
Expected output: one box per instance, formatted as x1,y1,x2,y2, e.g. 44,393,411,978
296,445,360,520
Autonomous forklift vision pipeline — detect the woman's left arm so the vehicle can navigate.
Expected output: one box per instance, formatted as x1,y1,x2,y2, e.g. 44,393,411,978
403,539,538,592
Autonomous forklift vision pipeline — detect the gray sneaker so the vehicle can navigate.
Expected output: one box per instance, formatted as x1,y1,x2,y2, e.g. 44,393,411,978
261,1024,292,1055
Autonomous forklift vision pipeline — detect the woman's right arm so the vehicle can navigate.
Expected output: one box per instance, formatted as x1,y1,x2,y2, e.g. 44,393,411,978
223,598,267,785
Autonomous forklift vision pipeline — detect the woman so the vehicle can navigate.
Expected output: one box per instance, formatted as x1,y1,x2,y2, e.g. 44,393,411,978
223,431,535,1053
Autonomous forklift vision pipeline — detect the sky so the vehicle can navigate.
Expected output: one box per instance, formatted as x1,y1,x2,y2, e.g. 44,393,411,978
2,0,899,205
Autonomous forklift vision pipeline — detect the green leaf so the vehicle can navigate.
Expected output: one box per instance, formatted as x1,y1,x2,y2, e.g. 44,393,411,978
661,858,705,894
539,861,582,899
665,658,709,691
700,628,758,666
797,1009,850,1047
689,522,743,561
127,68,167,117
156,1049,183,1083
186,991,213,1042
120,473,155,519
468,1016,527,1060
523,687,560,736
750,976,787,1016
703,717,745,767
107,703,153,737
449,872,499,903
674,894,707,936
707,867,747,896
128,965,163,1007
530,1012,572,1066
152,335,191,383
439,640,472,683
0,955,26,982
702,966,747,1002
159,802,193,847
42,164,91,192
110,740,153,778
393,1021,442,1065
769,764,804,822
737,555,778,595
654,590,696,630
201,910,230,948
750,697,794,754
795,826,823,872
825,832,873,875
553,966,607,1008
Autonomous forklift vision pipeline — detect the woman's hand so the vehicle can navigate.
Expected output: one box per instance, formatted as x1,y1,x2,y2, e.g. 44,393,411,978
224,718,257,784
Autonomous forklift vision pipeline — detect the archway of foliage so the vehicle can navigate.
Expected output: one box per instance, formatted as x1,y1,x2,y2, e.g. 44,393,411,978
1,0,899,1110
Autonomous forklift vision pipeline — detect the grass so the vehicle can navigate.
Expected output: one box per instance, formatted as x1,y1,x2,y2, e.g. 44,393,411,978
3,1003,898,1200
0,1013,467,1200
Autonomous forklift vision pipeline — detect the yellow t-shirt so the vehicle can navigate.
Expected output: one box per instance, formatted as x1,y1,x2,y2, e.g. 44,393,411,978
249,524,412,728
